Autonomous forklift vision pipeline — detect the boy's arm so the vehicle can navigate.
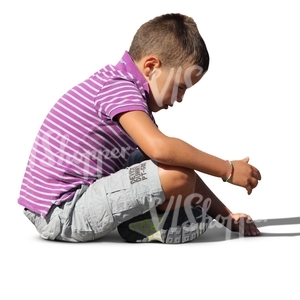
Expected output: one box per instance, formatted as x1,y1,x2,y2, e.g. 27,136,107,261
118,111,261,194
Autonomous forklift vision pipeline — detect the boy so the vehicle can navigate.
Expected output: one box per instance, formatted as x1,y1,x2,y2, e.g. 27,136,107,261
18,13,261,243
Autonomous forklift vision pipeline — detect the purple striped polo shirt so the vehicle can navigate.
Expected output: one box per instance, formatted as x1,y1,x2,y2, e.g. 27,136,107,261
18,51,154,217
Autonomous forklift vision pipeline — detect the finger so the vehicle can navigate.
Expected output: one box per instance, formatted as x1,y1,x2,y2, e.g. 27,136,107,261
245,215,253,222
239,216,252,236
238,217,246,235
246,185,252,195
244,221,251,236
242,157,250,163
245,220,260,236
249,177,259,189
245,217,260,236
251,166,262,180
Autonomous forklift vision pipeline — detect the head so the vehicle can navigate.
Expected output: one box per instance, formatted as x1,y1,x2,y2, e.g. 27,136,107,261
129,13,209,112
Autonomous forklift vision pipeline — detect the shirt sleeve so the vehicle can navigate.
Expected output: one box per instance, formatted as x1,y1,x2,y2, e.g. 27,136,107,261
94,78,149,121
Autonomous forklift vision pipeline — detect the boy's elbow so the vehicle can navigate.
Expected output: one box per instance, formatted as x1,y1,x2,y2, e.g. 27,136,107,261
146,140,172,164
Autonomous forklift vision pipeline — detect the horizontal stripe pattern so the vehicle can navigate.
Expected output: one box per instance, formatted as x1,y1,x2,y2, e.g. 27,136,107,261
18,51,154,216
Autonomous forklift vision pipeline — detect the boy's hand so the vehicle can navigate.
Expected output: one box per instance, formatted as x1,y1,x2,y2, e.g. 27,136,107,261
230,157,261,195
228,213,260,236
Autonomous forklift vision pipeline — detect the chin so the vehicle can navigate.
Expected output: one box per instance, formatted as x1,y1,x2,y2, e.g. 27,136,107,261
151,106,162,112
158,106,167,112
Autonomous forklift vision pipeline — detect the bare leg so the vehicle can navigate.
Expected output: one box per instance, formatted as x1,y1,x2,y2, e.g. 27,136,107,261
157,164,260,236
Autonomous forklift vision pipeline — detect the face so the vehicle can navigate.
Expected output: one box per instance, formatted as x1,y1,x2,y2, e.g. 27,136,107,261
147,64,205,112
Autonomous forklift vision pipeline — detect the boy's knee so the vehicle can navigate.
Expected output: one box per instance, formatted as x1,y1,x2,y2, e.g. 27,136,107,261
158,164,196,190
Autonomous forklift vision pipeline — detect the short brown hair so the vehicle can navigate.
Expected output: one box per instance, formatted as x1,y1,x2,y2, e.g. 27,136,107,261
129,13,209,72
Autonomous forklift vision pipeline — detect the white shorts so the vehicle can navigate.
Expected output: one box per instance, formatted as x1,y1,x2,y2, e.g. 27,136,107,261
24,158,165,242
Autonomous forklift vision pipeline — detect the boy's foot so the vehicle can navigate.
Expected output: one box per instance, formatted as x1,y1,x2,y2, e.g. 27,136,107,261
117,206,211,244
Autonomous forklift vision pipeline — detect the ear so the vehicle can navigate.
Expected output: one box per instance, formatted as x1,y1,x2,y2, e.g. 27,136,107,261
143,56,161,78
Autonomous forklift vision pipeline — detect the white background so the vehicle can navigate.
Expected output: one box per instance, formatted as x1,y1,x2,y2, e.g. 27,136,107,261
1,1,299,299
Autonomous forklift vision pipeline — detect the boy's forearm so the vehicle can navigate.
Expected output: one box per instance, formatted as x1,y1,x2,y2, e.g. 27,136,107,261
152,137,230,180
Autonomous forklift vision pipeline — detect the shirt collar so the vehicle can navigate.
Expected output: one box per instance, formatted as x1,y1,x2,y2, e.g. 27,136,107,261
115,51,149,96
